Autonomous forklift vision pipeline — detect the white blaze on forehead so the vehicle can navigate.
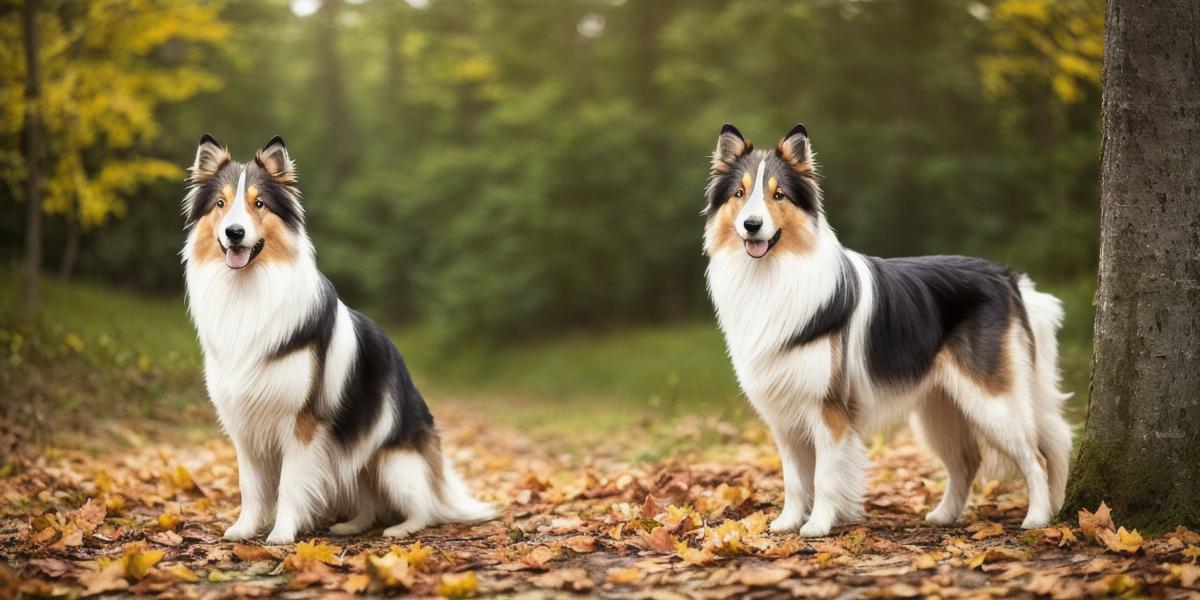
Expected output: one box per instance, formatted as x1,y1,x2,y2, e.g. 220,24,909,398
219,166,257,243
736,160,775,236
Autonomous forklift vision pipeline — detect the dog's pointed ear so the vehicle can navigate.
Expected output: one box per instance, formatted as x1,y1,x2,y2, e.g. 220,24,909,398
711,123,751,174
255,136,295,183
776,122,815,174
190,133,230,182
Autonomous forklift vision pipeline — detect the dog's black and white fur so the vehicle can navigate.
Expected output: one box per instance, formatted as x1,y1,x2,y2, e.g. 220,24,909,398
182,135,494,544
703,123,1072,537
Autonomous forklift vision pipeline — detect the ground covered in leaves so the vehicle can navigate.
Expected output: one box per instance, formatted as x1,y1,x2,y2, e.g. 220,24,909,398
2,405,1199,599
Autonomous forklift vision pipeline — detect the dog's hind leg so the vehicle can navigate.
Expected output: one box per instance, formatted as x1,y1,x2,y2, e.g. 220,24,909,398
329,475,378,536
377,448,440,538
769,425,815,533
913,388,981,526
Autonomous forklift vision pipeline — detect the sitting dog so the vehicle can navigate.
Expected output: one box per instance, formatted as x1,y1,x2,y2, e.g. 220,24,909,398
702,123,1072,537
182,134,494,544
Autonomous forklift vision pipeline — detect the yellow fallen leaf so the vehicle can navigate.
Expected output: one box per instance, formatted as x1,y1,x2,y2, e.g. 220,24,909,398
341,573,370,593
366,553,414,591
705,519,747,555
674,540,715,565
1087,573,1139,596
967,547,1026,570
289,540,341,568
170,466,198,493
437,571,477,598
1165,563,1200,588
167,564,199,582
158,513,180,531
605,567,641,585
389,540,432,571
125,547,165,580
1184,544,1200,565
1097,526,1143,554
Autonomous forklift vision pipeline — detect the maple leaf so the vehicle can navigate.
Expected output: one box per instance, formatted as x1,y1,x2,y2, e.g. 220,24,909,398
73,498,107,533
674,540,715,565
705,519,749,556
1078,501,1114,541
438,571,478,598
366,553,414,591
284,540,341,571
389,541,433,571
1097,527,1143,555
166,564,199,582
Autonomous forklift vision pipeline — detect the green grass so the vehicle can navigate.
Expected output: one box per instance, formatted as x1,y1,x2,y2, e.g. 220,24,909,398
0,268,1095,436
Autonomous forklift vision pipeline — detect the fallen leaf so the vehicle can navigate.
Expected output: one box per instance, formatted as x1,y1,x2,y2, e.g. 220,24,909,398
966,547,1026,570
438,571,478,598
1164,563,1200,589
1078,502,1114,541
366,553,413,591
641,526,676,553
284,540,341,571
971,522,1005,540
562,535,597,553
530,568,593,592
234,544,279,563
389,540,433,571
605,567,641,585
735,565,791,587
1086,573,1139,596
674,540,715,565
167,564,199,582
1097,526,1143,554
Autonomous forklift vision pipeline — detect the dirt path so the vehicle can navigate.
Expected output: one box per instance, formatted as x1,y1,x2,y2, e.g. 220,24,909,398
2,406,1197,598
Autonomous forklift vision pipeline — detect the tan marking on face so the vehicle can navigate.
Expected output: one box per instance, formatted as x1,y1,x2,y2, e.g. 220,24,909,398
249,210,298,266
191,207,229,264
705,196,745,254
765,193,816,255
246,185,259,203
221,185,235,204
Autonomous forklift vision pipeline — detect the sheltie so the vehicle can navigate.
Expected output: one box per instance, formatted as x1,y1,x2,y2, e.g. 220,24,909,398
703,123,1072,537
182,134,494,544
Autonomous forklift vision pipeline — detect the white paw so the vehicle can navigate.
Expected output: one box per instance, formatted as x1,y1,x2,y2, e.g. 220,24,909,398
329,522,368,536
1021,513,1051,530
265,529,296,545
382,522,423,538
798,520,832,538
223,521,259,541
924,508,960,526
769,509,805,533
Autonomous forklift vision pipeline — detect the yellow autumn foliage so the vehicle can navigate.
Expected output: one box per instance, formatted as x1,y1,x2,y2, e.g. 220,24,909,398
980,0,1103,103
0,0,228,229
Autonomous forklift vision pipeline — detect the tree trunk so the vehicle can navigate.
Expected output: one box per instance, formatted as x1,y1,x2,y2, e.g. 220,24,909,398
1063,0,1200,532
317,0,352,188
21,0,42,318
59,214,80,283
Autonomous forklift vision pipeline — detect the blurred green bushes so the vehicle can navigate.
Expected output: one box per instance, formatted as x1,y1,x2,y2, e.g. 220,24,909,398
1,0,1102,349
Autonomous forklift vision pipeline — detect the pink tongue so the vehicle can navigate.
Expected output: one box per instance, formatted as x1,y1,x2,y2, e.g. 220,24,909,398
225,247,251,269
745,240,769,258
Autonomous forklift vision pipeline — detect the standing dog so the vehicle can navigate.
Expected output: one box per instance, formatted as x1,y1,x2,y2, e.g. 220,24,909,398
703,123,1072,537
182,134,494,544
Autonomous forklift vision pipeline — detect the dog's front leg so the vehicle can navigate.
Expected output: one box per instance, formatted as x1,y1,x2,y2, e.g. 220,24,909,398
799,421,867,538
266,444,327,545
769,426,815,533
225,441,279,540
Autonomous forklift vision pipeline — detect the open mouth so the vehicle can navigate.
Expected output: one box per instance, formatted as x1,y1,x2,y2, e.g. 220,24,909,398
222,239,265,269
744,229,782,259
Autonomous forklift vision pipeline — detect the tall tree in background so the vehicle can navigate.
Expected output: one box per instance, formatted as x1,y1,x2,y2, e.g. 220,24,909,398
1064,0,1200,530
20,0,41,317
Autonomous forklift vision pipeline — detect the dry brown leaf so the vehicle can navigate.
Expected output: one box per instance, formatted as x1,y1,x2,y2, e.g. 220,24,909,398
1097,526,1143,554
530,568,594,592
971,522,1005,540
641,526,676,553
234,544,279,563
562,535,597,553
734,565,791,587
1078,502,1114,541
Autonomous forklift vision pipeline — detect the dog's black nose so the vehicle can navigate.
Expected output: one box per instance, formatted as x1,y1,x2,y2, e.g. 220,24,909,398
743,218,763,233
225,224,245,244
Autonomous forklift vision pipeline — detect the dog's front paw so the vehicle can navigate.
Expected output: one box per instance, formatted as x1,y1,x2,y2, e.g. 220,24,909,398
1020,513,1051,530
769,508,805,533
265,528,296,545
797,519,832,538
924,508,960,526
223,520,259,541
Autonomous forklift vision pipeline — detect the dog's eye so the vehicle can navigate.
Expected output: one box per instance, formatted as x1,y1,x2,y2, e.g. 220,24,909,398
734,188,744,199
773,190,786,201
216,199,225,208
255,199,264,209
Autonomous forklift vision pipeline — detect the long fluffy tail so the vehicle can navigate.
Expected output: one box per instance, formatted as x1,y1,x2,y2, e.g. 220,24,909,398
436,455,497,524
1013,276,1073,512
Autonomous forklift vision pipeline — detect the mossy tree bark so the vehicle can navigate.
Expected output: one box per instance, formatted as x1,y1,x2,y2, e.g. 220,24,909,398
1063,0,1200,532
